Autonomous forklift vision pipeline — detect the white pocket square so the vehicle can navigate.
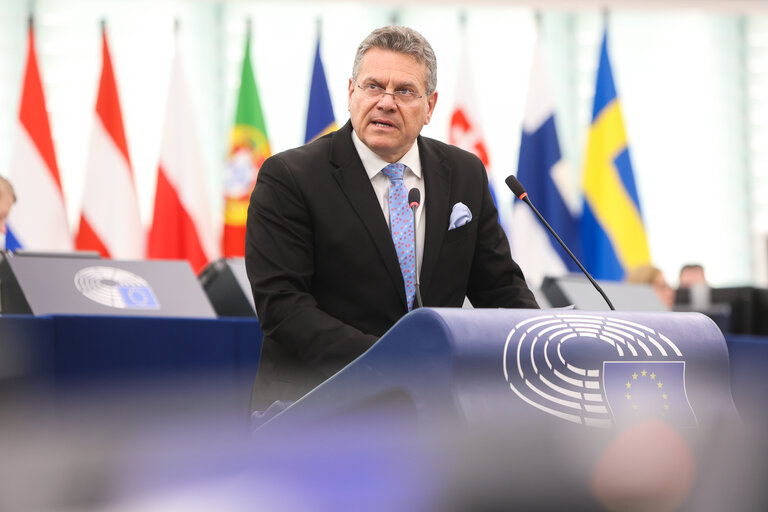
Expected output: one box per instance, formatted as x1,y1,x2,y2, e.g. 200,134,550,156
448,202,472,230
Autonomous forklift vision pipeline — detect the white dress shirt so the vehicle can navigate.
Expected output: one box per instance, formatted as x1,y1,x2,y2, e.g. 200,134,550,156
351,131,425,274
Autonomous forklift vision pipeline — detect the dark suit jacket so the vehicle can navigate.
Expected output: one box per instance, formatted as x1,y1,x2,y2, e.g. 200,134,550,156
245,121,538,410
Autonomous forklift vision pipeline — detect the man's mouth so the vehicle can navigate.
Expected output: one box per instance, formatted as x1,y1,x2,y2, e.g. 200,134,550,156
371,120,395,128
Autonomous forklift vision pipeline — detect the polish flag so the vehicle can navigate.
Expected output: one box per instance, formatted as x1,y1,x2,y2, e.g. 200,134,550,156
7,18,72,251
75,25,144,259
147,43,218,273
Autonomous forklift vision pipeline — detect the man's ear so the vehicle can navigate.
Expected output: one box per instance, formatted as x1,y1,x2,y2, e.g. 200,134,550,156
425,90,438,125
347,78,355,111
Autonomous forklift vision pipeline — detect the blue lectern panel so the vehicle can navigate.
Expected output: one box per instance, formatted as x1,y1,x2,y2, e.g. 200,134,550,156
283,308,735,432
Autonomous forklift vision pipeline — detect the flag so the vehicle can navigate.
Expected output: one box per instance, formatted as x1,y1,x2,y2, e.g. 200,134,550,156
223,28,271,257
603,361,696,428
7,18,72,252
304,32,336,143
147,41,219,274
75,24,143,259
511,39,581,287
581,30,650,280
448,31,503,225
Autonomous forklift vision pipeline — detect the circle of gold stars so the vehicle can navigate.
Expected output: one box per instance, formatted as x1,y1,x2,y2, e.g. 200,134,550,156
624,369,669,416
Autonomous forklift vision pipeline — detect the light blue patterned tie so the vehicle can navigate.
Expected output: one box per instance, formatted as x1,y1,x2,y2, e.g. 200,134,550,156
381,163,416,311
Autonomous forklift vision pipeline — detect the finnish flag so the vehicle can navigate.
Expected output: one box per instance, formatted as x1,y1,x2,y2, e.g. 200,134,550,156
511,40,582,288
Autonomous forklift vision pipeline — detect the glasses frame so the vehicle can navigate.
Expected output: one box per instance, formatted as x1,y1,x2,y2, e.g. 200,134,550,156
352,79,427,104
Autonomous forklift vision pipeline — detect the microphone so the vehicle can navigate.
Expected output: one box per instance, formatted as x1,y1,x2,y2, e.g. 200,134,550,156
505,175,615,311
408,188,423,309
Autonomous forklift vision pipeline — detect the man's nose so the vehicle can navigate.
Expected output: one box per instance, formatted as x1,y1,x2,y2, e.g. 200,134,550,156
376,91,398,109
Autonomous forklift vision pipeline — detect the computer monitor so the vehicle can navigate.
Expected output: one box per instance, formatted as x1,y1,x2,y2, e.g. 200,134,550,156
0,252,215,318
542,274,667,312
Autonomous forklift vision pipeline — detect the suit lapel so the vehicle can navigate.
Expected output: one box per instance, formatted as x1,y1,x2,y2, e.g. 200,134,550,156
419,137,450,292
329,122,408,308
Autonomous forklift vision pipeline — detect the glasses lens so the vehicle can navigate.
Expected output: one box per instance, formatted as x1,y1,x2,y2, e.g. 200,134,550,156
395,91,417,104
357,82,421,104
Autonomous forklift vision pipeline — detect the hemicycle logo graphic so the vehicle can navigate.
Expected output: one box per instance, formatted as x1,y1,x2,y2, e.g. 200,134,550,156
74,266,160,310
502,314,697,428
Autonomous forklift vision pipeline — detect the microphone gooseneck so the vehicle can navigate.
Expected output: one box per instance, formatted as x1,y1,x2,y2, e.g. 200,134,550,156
505,175,615,311
408,188,423,309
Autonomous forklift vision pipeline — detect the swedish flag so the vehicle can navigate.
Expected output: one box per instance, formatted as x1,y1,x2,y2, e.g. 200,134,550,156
581,30,650,280
304,32,337,143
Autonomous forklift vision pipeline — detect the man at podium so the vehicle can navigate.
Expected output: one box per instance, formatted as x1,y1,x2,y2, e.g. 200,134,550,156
245,26,537,411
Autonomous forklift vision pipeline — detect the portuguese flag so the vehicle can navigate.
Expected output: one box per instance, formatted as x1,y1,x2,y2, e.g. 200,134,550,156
223,26,271,257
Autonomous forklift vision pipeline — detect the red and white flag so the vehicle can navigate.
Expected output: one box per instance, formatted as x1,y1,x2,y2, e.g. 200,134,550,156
147,43,219,273
448,44,490,169
8,19,72,251
448,32,508,230
75,25,143,259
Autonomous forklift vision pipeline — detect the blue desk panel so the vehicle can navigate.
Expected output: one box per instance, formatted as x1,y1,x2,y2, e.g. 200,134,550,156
0,315,262,410
726,333,768,425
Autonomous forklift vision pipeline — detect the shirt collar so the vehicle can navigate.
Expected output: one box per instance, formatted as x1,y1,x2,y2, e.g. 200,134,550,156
351,130,422,180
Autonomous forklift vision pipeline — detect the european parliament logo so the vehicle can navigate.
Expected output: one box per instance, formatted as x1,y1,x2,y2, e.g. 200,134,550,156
502,314,697,428
74,266,160,310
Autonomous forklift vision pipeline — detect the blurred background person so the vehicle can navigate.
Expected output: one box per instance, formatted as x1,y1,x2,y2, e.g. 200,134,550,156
679,263,708,289
0,175,16,251
678,263,711,310
626,264,674,310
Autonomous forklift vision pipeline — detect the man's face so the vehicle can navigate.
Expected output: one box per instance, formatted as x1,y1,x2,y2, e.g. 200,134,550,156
348,48,437,163
679,268,706,288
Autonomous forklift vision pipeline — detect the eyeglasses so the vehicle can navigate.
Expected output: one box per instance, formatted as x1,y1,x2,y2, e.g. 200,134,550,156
353,79,427,105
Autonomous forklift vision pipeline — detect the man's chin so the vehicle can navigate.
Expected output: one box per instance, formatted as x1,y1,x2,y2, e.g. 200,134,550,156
363,138,401,161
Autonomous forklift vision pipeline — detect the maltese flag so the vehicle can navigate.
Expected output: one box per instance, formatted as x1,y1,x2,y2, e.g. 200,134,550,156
75,24,144,259
147,43,219,273
7,19,72,251
511,39,582,288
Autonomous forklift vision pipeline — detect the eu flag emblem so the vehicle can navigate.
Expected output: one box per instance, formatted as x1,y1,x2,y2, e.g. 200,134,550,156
603,361,697,428
118,285,160,309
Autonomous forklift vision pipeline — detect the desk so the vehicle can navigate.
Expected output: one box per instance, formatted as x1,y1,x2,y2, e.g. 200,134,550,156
725,333,768,425
0,314,262,411
1,313,765,424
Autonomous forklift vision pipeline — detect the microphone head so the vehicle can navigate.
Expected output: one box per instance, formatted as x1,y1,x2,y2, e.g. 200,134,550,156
505,175,527,199
408,188,421,208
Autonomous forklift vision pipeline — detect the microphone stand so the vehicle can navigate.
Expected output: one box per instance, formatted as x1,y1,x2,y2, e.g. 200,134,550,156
409,189,423,309
506,175,615,311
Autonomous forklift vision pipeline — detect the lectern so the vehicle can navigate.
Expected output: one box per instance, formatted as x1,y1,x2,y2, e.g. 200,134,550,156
255,308,757,510
278,308,734,427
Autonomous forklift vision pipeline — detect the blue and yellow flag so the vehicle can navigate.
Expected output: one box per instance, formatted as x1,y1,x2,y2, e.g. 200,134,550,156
304,33,336,143
581,30,650,280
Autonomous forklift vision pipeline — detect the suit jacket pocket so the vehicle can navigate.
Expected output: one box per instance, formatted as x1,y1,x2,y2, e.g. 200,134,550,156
444,221,473,245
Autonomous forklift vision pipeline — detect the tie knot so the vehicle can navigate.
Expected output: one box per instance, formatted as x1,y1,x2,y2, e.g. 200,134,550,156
381,163,406,181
